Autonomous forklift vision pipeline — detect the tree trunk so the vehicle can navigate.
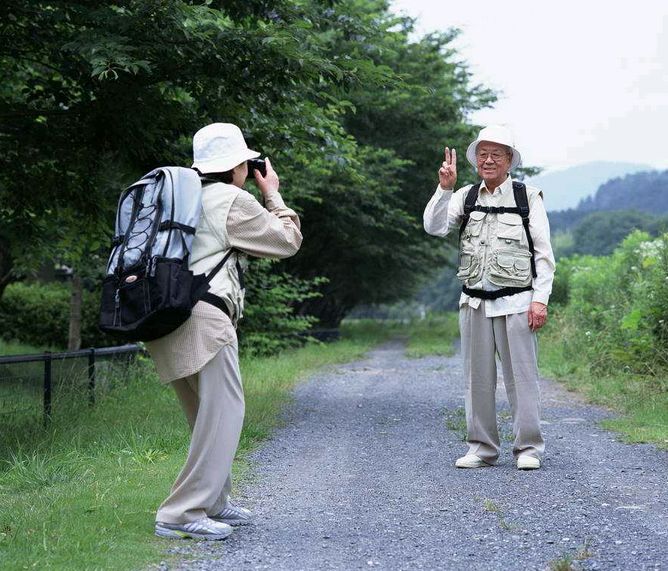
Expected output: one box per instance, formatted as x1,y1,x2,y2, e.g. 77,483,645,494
68,273,83,351
298,295,350,329
0,236,13,300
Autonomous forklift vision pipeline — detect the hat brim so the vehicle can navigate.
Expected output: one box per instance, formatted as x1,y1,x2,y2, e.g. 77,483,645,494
192,148,260,174
466,140,521,171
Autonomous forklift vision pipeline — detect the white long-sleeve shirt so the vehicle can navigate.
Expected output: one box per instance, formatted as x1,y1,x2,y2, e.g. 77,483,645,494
423,176,555,317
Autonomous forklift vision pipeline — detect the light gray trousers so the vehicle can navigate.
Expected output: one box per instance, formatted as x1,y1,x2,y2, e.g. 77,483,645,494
459,303,544,463
156,343,245,524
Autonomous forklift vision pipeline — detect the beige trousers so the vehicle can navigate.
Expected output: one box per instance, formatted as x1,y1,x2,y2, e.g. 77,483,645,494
459,303,544,463
156,343,245,524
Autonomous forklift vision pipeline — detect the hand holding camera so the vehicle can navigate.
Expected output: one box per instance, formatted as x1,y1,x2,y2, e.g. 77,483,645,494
252,157,279,197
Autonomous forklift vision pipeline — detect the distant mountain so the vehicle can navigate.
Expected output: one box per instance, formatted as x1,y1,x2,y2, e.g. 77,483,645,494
548,169,668,233
526,161,653,211
579,170,668,213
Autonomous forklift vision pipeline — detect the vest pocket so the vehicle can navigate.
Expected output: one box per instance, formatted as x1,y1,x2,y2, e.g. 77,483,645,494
497,213,524,242
462,211,486,240
457,249,481,284
489,249,532,287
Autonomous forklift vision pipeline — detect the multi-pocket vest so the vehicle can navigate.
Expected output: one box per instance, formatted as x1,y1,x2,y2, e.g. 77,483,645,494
189,181,248,323
457,181,537,300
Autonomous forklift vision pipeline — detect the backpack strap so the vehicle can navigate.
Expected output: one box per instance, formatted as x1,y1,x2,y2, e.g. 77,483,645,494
200,292,231,318
512,181,537,278
463,285,533,300
459,183,482,240
206,248,236,285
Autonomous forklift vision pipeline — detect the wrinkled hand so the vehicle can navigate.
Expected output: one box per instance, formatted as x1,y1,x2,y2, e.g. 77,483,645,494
528,302,548,332
254,157,279,196
439,146,457,189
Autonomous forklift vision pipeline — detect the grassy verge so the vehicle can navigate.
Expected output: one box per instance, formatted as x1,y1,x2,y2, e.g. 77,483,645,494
0,339,49,356
343,313,459,359
0,324,390,571
539,310,668,449
403,313,459,358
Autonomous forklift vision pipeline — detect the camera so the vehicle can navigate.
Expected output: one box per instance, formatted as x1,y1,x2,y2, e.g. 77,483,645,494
247,158,267,178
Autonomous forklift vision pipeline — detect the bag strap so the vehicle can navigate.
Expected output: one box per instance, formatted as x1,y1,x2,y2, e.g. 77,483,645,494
463,285,533,300
206,248,236,285
459,183,481,240
200,292,231,317
512,181,537,278
458,180,537,279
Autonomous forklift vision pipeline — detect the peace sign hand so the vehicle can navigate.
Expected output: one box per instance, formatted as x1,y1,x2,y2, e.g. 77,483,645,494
439,147,457,190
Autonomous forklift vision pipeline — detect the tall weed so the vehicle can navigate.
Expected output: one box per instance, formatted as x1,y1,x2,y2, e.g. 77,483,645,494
557,231,668,377
541,231,668,446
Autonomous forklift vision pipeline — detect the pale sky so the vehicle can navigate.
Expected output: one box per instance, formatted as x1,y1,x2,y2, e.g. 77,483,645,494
391,0,668,172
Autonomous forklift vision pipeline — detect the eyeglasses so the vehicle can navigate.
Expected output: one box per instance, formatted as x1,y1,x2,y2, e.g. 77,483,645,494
476,151,509,163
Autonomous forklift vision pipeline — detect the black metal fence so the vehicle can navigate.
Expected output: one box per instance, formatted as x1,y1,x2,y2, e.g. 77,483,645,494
0,344,143,426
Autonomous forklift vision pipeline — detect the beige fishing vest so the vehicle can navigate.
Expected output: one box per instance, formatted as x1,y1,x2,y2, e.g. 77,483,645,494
189,182,248,323
457,186,533,289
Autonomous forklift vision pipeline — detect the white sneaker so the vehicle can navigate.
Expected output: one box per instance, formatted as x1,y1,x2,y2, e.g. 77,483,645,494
517,456,541,470
155,517,233,540
455,454,492,468
211,502,253,526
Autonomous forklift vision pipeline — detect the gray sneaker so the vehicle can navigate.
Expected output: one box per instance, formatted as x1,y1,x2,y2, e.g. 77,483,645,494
155,517,233,540
211,502,253,526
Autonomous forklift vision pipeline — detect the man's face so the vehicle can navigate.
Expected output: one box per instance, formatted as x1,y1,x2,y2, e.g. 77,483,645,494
475,141,512,184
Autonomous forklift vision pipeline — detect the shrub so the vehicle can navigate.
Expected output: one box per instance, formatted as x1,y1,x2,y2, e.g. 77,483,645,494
555,231,668,378
549,255,582,306
0,261,323,355
0,282,112,349
239,260,322,356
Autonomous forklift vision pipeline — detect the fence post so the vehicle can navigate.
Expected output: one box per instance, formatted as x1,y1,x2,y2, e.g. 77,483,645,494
43,353,52,426
88,348,96,406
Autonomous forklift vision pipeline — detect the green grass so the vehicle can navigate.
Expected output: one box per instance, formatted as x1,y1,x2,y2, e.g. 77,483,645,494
403,313,459,358
344,313,459,359
0,339,49,356
444,406,467,441
548,553,577,571
539,312,668,449
0,326,388,571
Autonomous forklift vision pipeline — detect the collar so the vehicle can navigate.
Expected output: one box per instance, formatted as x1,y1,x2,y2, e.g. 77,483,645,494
480,175,512,195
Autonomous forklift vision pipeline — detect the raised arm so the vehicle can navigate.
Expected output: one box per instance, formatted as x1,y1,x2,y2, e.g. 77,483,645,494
227,158,302,259
423,146,465,237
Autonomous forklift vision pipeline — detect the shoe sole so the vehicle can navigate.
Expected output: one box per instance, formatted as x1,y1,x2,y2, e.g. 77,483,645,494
212,518,252,526
456,463,493,468
517,465,540,470
155,527,233,541
455,460,494,468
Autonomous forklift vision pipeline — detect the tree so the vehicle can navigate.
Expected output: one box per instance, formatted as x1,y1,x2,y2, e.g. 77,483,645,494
1,0,496,339
283,1,497,324
570,210,651,256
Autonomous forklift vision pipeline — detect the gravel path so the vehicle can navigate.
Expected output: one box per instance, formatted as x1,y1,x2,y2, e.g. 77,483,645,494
164,341,668,571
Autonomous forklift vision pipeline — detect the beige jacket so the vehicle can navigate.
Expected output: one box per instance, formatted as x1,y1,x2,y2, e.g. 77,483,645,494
146,184,302,383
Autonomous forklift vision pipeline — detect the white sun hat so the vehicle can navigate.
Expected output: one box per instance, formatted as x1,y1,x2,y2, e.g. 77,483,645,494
192,123,260,174
466,125,522,171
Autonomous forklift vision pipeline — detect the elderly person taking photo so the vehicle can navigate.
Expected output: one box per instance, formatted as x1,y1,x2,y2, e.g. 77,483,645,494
146,123,302,539
423,125,555,470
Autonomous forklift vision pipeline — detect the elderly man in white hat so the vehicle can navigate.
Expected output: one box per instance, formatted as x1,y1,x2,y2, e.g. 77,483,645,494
423,125,555,470
147,123,302,539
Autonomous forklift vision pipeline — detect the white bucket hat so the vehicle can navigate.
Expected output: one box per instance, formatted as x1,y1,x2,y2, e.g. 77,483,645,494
191,123,260,174
466,125,522,171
